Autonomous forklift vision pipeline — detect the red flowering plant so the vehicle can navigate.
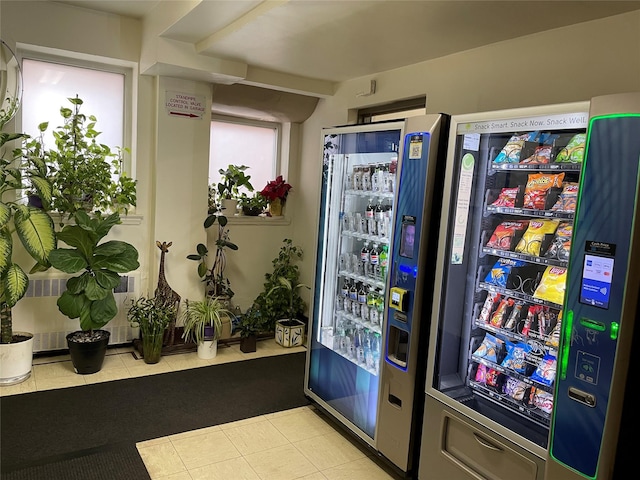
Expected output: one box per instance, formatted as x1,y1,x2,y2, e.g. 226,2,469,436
259,175,292,202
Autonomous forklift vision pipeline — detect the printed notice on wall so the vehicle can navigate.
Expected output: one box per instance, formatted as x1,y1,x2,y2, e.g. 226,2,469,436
451,152,475,264
165,91,205,119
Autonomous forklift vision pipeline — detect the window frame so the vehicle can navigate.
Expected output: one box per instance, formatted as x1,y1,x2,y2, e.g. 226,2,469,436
210,113,282,194
15,43,138,179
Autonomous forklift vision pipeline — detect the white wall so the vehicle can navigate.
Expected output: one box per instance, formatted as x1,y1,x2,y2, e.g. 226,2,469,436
2,1,639,345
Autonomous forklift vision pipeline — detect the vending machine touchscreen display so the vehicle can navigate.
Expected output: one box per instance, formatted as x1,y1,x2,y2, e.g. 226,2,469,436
399,217,416,259
579,253,615,309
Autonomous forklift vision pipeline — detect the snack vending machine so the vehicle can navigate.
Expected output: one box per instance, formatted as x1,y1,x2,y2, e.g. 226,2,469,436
546,93,640,480
304,114,449,477
418,102,590,480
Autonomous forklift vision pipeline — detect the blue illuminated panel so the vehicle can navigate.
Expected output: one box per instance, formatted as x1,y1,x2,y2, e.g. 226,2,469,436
385,133,431,371
549,114,640,478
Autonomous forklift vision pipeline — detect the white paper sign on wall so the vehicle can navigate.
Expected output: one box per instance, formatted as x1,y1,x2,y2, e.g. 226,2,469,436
165,91,205,119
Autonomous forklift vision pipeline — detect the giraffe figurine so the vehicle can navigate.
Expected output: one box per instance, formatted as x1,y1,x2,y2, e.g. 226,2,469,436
155,241,181,347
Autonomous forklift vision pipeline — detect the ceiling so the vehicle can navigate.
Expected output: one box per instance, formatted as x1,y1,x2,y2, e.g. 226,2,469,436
52,0,640,91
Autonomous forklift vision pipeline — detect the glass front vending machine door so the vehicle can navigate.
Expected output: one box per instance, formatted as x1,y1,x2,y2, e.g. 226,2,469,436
306,122,403,444
426,105,590,452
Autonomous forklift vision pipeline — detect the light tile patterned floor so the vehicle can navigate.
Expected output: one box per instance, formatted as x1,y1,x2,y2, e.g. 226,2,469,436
1,339,401,480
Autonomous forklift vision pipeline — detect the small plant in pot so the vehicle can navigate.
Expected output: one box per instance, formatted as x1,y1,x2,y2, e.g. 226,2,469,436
181,296,230,360
126,295,176,364
238,191,267,216
236,305,269,353
251,239,306,332
48,211,139,374
268,276,310,348
216,164,253,215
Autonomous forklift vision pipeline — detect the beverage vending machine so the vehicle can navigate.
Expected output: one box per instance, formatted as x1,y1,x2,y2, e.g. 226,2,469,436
417,101,591,480
304,114,449,476
546,93,640,480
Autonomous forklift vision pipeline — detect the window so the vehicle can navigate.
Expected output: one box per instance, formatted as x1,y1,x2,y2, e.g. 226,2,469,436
18,48,136,177
209,115,280,198
358,97,426,124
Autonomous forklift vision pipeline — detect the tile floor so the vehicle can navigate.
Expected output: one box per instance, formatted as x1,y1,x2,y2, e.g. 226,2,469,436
1,338,402,480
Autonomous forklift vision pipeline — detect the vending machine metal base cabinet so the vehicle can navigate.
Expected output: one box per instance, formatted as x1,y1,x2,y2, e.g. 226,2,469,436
305,114,450,478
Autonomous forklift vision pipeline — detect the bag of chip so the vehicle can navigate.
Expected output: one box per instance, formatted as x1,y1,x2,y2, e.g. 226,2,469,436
503,302,523,330
501,341,532,374
485,368,501,388
555,133,586,163
546,311,562,348
484,258,527,288
521,145,552,164
515,219,560,256
545,221,573,261
530,354,557,386
486,220,529,251
490,297,515,328
475,363,488,383
503,376,528,401
473,333,499,362
523,172,565,210
479,292,501,323
550,182,579,213
533,266,568,305
490,187,520,208
494,132,540,164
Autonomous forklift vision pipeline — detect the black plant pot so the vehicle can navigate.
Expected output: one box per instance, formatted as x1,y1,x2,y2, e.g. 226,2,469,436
66,330,110,374
240,335,257,353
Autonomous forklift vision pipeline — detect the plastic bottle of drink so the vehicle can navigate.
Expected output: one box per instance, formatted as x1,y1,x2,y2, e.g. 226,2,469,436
375,288,385,325
372,332,382,374
349,281,358,301
341,277,350,297
365,199,375,220
375,201,385,223
361,242,370,277
369,243,380,280
379,244,389,280
368,289,379,324
358,283,368,321
361,165,371,191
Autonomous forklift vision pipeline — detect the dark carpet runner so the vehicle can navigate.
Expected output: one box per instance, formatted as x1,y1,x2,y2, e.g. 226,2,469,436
1,351,309,479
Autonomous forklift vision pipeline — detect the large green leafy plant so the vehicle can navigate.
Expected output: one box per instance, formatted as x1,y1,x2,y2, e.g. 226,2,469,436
251,239,306,331
187,213,237,299
48,211,139,334
216,164,253,201
44,96,136,223
0,129,56,344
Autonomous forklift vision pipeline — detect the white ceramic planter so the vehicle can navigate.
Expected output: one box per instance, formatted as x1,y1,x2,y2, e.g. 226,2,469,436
0,332,34,385
275,319,305,348
197,339,218,359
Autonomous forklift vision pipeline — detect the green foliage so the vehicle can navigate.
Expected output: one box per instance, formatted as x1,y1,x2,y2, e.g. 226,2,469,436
48,211,139,332
126,295,176,336
216,164,253,201
251,239,306,331
181,296,230,344
239,191,267,216
236,306,269,338
186,213,237,298
267,276,310,322
39,96,137,223
0,125,56,343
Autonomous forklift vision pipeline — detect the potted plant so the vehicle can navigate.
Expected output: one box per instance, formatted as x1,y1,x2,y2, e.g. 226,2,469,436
44,96,137,224
48,211,139,374
259,175,292,216
0,128,57,384
216,164,254,214
236,306,268,353
238,191,267,216
187,213,237,300
126,295,176,364
269,276,310,348
181,296,230,359
251,239,306,333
